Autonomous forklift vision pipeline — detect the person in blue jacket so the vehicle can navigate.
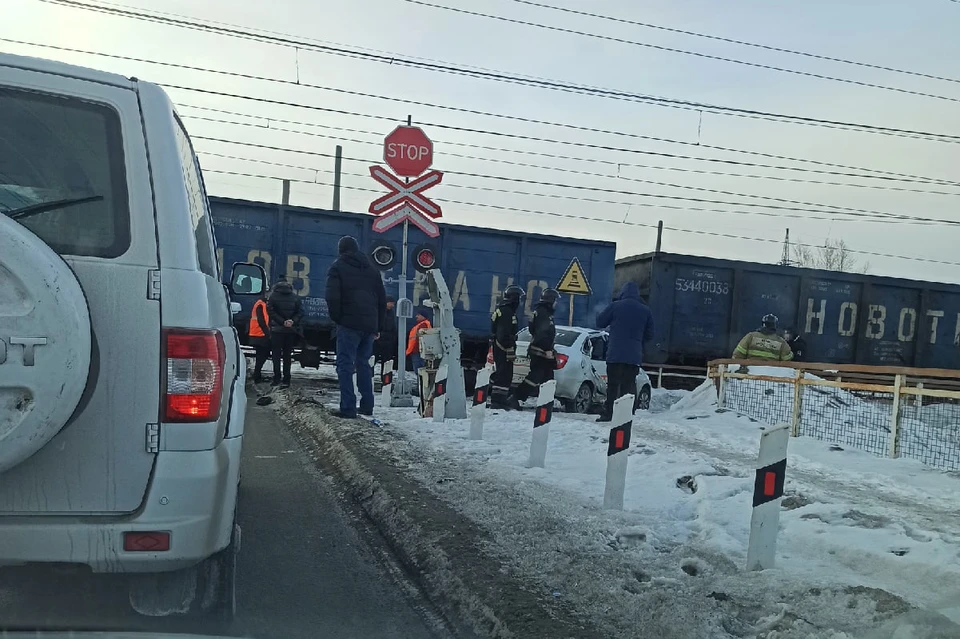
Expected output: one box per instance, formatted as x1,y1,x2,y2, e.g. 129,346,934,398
596,281,654,422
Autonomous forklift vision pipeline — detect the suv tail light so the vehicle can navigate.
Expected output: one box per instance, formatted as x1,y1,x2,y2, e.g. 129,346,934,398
556,353,569,369
164,329,226,423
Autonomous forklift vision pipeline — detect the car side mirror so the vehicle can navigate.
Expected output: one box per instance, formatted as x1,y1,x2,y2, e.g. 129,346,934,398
230,302,242,316
229,262,266,296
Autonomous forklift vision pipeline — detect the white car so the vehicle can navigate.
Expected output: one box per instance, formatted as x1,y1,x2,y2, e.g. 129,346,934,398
511,326,652,413
0,52,263,618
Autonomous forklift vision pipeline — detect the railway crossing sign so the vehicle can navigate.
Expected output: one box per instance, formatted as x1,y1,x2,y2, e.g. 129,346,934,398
557,257,592,295
371,202,440,238
368,166,443,218
384,125,434,177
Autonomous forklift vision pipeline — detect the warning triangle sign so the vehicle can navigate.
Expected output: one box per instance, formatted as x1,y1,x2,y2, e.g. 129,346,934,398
557,257,592,295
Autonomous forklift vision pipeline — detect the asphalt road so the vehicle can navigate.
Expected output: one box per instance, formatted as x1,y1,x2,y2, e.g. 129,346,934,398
0,401,448,639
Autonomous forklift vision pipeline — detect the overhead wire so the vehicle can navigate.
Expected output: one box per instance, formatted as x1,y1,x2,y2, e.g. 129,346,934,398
192,136,960,226
32,0,960,144
401,0,960,108
197,167,960,267
180,104,960,197
506,0,960,86
186,115,945,223
9,36,960,187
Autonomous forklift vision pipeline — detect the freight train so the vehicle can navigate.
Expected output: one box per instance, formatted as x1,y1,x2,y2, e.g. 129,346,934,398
210,196,616,368
616,251,960,369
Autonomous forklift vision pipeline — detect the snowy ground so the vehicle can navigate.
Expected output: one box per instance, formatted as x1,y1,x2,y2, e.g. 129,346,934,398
261,357,960,637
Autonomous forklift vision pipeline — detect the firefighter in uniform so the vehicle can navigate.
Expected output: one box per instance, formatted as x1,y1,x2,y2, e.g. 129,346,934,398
510,288,560,407
490,285,524,409
732,314,794,362
248,292,272,383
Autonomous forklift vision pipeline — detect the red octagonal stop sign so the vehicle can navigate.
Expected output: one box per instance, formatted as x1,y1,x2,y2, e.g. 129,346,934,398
383,126,434,177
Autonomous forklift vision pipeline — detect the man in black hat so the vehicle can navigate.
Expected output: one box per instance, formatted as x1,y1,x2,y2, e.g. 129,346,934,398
325,236,387,418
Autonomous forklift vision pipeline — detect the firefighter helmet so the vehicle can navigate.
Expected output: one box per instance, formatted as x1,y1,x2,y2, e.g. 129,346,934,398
502,285,524,303
539,288,560,308
761,314,779,330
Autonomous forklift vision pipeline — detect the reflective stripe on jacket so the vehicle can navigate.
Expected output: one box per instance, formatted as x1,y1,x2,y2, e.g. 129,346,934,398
406,319,432,356
249,299,269,338
732,331,794,361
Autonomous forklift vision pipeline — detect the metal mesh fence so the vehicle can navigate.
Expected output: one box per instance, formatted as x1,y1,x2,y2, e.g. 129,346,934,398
797,385,892,459
723,378,792,426
897,397,960,471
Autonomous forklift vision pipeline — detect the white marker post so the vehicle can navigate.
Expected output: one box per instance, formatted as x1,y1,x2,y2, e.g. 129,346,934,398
746,422,790,571
527,380,556,468
470,365,493,440
380,360,394,408
603,394,635,510
433,363,448,422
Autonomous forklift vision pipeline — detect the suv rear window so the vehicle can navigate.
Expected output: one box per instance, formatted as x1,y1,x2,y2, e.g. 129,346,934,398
0,87,130,258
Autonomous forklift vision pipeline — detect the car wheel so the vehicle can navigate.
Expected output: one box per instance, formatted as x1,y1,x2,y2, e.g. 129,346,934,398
566,383,593,414
635,385,652,412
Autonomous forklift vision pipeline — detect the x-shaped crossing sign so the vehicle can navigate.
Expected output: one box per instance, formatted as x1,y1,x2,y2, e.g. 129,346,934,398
368,165,443,218
371,203,440,238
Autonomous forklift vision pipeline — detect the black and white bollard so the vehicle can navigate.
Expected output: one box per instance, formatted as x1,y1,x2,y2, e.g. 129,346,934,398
746,422,790,571
433,363,448,422
470,365,493,440
603,393,635,510
527,380,556,468
380,360,394,408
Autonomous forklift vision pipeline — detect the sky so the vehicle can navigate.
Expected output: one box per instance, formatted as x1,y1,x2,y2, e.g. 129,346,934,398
5,0,960,283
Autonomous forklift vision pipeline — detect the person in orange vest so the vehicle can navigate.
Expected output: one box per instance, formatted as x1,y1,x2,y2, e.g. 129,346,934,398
248,290,272,384
406,307,432,377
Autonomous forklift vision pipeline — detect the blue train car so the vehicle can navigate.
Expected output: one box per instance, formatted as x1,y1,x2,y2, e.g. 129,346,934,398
615,252,960,369
210,196,616,366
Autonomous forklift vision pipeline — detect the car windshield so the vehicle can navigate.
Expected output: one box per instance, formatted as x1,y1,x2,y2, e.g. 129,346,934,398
0,87,129,257
517,327,580,347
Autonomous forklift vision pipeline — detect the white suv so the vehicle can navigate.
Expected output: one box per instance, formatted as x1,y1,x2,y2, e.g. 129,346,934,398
0,52,262,618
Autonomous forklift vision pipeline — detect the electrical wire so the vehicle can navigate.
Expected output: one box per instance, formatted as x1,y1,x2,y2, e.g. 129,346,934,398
401,0,960,108
192,137,959,226
9,36,958,187
180,104,960,197
198,167,960,267
506,0,960,86
33,0,960,144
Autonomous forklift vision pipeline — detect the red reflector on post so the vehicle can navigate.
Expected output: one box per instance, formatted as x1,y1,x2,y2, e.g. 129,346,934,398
764,471,776,496
124,531,170,552
615,430,625,449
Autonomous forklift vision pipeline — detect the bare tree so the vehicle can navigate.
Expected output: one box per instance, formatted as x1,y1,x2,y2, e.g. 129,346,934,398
792,238,869,273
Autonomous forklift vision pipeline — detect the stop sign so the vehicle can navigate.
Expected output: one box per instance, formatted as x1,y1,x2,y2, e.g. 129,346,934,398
383,126,434,177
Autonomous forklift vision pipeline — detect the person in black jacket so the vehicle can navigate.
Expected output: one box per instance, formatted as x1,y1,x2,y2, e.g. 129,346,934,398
375,296,398,375
783,327,808,362
266,277,304,388
509,288,559,407
490,285,523,409
325,236,387,418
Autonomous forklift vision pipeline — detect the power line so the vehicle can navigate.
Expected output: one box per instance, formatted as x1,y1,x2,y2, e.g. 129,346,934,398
507,0,960,86
198,167,960,267
402,0,960,108
193,136,960,226
10,36,959,187
187,115,945,223
180,104,960,197
34,0,960,144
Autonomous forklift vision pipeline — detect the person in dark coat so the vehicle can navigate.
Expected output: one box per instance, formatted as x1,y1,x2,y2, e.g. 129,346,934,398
325,236,387,418
490,285,524,409
509,288,559,408
596,281,655,422
783,327,807,362
376,296,398,375
266,278,304,388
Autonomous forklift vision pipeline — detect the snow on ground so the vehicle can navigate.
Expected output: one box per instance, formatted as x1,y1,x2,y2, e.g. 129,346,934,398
267,356,960,636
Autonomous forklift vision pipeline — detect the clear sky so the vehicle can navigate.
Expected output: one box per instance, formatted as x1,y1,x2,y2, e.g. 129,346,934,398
6,0,960,282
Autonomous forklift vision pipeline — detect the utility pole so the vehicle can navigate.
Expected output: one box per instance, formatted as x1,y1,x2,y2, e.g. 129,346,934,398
332,145,342,211
779,228,792,266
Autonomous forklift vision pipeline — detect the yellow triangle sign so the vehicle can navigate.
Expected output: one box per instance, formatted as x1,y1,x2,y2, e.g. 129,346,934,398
557,257,592,295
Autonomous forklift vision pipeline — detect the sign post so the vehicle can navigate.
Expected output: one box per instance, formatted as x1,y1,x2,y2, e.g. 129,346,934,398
556,257,592,326
380,359,394,408
369,118,442,404
470,365,493,440
603,394,635,510
746,423,790,571
527,380,556,468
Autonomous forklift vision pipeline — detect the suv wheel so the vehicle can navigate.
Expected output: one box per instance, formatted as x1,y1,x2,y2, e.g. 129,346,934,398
565,383,593,413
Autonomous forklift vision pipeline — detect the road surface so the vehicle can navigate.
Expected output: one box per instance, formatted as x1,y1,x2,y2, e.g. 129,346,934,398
0,399,448,639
